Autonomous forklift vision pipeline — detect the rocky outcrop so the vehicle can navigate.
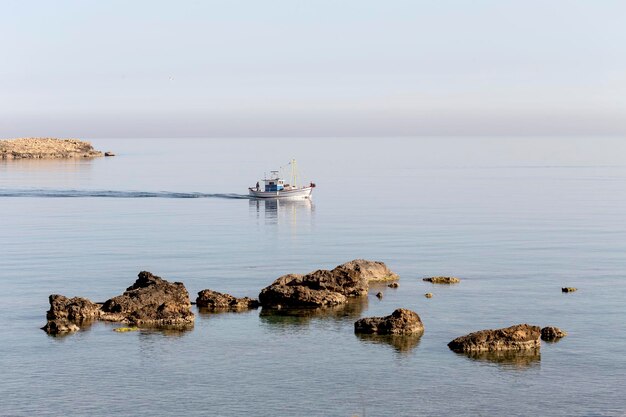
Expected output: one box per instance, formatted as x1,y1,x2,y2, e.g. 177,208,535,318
41,319,80,335
339,259,399,282
448,324,541,352
258,259,398,309
562,287,577,293
423,276,460,284
42,295,102,334
46,295,102,321
100,271,194,326
354,308,424,335
1,138,103,159
259,266,367,309
42,271,194,334
541,326,567,341
196,289,259,311
387,282,399,288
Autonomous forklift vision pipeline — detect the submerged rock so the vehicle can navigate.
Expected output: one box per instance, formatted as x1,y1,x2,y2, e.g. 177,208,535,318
376,292,384,299
561,287,577,293
423,276,461,284
104,151,115,157
424,293,433,298
354,308,424,335
196,289,259,311
42,271,195,334
448,324,541,353
541,326,567,341
388,282,399,288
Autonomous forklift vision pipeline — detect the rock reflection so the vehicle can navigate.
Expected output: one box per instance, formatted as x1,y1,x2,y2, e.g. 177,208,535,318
355,333,422,354
259,298,368,329
197,306,259,317
457,349,541,370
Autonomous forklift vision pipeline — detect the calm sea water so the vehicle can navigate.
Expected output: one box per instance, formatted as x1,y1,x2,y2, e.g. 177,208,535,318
1,137,625,416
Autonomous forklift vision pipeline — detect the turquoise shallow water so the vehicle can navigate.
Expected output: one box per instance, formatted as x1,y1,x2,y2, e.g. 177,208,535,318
1,137,626,416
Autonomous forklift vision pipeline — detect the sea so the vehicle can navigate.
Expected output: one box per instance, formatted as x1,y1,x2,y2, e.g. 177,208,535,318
1,137,625,417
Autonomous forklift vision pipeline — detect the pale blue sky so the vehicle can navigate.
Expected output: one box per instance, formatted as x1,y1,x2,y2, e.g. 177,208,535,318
1,0,625,137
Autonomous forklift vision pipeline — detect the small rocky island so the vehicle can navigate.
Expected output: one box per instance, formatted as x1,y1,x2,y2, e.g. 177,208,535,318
258,259,399,309
42,271,195,334
0,137,104,159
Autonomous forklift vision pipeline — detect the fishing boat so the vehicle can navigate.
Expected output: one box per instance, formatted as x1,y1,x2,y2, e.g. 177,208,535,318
249,159,315,199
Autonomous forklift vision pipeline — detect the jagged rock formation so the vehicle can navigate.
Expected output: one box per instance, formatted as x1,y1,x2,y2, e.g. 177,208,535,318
196,289,259,311
42,271,194,334
339,259,399,282
1,138,103,159
354,308,424,335
448,324,541,353
259,259,397,309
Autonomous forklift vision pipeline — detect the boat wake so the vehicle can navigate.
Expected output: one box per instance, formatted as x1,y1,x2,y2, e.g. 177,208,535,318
0,189,250,199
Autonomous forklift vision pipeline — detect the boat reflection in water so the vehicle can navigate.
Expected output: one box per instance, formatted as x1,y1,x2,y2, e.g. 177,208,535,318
249,197,314,228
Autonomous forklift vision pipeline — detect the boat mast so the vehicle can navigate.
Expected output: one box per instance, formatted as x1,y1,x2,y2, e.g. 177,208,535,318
291,158,298,188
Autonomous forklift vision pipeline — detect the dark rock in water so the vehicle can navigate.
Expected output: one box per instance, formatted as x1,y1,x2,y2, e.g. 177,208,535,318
104,151,115,156
376,292,384,299
424,292,433,298
258,259,398,309
448,324,541,353
196,289,259,311
562,287,577,293
101,271,194,326
259,267,366,309
388,282,399,288
46,295,101,321
354,308,424,335
423,276,461,284
42,271,195,334
41,319,80,334
339,259,399,282
541,326,567,341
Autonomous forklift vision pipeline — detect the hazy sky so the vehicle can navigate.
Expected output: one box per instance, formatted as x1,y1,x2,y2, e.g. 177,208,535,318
1,0,625,138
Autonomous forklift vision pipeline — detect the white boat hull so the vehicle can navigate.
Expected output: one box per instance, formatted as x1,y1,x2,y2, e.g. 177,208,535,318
248,186,313,199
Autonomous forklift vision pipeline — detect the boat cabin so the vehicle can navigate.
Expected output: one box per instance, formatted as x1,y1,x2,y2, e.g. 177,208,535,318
264,171,284,192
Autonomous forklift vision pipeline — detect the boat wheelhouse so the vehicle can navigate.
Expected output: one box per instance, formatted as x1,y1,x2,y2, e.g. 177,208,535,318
249,160,315,199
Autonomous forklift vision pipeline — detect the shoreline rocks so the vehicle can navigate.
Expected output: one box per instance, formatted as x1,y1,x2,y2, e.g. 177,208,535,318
42,271,195,334
354,308,424,336
196,289,259,311
423,276,461,284
259,259,397,309
448,324,541,353
1,138,104,159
